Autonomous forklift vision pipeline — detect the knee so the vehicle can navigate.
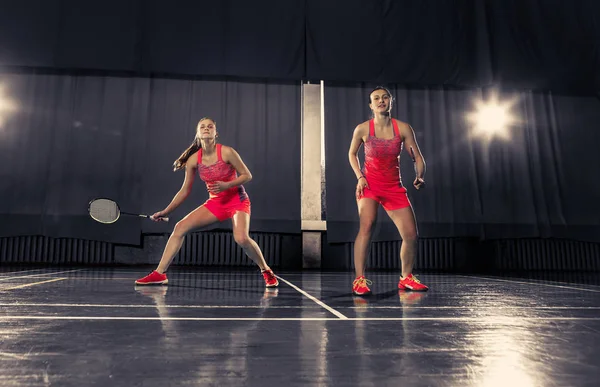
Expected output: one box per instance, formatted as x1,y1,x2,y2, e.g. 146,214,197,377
234,232,251,247
172,221,189,238
358,219,375,236
402,229,418,243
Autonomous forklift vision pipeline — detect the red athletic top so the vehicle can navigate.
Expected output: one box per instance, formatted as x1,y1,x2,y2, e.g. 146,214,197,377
197,144,248,201
362,119,404,187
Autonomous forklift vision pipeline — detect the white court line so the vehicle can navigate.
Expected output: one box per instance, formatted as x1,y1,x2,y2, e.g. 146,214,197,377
0,269,51,277
0,352,30,360
473,275,600,289
459,275,600,293
1,278,67,291
1,315,600,322
275,275,348,319
0,303,320,309
350,306,600,310
0,269,84,282
3,303,600,310
495,278,600,289
0,277,251,282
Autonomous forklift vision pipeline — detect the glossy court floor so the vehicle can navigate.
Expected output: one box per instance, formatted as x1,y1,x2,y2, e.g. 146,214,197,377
1,266,600,386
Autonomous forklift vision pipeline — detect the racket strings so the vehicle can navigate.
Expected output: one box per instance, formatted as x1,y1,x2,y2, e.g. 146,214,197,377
89,199,120,223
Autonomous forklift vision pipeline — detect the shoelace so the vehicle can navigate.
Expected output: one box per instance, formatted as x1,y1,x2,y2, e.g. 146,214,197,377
353,277,372,287
403,275,421,284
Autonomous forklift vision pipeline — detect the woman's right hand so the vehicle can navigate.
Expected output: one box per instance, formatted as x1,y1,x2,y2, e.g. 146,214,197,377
150,211,167,222
356,176,369,200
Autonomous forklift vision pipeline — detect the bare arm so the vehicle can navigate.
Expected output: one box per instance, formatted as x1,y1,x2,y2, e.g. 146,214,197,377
221,146,252,188
400,121,426,188
348,124,367,180
160,152,198,215
349,124,370,199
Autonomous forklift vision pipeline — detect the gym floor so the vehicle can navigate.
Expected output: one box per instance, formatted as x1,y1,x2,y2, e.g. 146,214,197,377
1,266,600,386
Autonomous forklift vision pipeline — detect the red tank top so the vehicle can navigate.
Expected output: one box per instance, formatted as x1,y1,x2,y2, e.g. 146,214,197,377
197,144,248,200
362,119,404,186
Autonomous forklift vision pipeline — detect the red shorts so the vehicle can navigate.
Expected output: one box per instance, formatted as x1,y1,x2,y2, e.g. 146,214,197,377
359,183,411,211
203,196,251,221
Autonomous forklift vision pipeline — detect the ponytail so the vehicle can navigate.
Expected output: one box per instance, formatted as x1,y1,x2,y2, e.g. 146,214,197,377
173,138,200,171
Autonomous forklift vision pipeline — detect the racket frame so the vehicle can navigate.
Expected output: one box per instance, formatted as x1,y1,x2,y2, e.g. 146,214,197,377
88,198,169,224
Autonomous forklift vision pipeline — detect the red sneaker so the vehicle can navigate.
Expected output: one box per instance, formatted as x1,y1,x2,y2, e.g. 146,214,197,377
262,269,279,287
352,276,372,296
398,274,428,291
135,270,168,286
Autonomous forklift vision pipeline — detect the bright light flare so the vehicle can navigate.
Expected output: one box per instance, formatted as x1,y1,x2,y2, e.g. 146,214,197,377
0,83,18,129
466,94,519,142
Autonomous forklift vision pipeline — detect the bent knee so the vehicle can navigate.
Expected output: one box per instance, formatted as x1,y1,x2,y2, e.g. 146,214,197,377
173,221,192,237
234,233,251,246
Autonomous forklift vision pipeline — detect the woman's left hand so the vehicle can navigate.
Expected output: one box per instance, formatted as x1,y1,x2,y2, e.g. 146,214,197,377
413,177,425,190
207,181,230,194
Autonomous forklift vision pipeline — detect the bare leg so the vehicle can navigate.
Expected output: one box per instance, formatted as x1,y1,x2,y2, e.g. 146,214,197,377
231,211,270,271
385,205,418,278
156,206,219,274
353,198,379,278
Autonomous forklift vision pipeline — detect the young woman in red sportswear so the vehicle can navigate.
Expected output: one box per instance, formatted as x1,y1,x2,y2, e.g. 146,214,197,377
135,117,279,288
348,87,428,295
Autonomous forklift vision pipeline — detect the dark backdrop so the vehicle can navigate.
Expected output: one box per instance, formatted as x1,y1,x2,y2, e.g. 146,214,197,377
0,73,301,244
1,0,598,93
324,83,600,243
1,0,599,246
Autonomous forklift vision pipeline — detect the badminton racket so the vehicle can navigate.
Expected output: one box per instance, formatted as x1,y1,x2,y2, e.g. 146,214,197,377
88,198,169,224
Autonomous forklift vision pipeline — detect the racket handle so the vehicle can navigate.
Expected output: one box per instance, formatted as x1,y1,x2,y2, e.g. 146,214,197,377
148,215,169,222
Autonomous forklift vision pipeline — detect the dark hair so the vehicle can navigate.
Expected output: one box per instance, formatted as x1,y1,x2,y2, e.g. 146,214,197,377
368,86,394,103
172,117,216,171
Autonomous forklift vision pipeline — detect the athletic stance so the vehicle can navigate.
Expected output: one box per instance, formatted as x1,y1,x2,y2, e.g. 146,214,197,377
348,87,428,295
135,117,279,288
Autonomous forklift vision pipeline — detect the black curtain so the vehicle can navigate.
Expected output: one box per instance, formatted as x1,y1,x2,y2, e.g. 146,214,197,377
1,0,598,93
306,0,600,93
324,83,600,243
0,0,305,80
0,72,301,244
306,0,493,87
485,0,600,93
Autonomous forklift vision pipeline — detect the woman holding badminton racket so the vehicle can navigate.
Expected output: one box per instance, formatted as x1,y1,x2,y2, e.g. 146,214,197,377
348,86,428,296
135,117,279,288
